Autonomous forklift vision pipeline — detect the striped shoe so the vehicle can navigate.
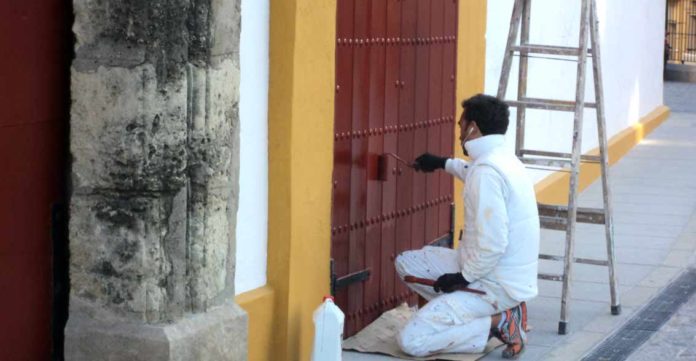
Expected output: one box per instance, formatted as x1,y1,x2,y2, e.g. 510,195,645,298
520,301,528,332
488,302,528,338
498,304,527,359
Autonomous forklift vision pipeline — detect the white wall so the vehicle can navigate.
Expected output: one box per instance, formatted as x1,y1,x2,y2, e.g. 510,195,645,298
485,0,665,182
235,0,270,295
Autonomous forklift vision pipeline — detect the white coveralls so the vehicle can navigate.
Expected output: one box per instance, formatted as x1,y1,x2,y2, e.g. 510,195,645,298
395,135,540,357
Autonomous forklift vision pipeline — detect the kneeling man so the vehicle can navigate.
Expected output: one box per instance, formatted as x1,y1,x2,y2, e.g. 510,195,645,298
395,94,539,359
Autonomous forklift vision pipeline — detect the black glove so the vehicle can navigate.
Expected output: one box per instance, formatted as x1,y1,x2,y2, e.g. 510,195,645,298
413,153,448,173
433,272,469,293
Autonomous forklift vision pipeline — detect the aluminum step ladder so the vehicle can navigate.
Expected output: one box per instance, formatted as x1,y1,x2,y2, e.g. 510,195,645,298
496,0,621,335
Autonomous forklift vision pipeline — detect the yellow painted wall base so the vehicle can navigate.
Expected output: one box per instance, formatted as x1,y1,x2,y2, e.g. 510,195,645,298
535,106,671,204
236,287,275,361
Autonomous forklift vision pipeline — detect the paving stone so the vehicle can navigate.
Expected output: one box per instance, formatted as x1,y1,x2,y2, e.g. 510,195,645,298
639,266,683,288
681,216,696,234
581,306,637,333
525,295,608,333
662,249,696,267
620,286,661,308
672,234,696,250
612,248,670,266
544,331,605,361
664,81,696,112
525,322,569,347
479,344,552,361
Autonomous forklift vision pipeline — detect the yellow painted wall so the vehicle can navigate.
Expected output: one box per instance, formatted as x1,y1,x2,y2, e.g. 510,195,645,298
236,287,275,361
266,0,335,359
454,0,488,245
244,0,487,359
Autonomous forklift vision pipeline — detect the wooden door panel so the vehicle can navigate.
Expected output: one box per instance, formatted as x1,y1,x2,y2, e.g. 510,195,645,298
379,0,402,318
410,0,429,261
394,0,418,310
363,0,388,331
332,0,458,337
440,0,458,237
425,0,443,246
332,0,356,316
346,0,371,337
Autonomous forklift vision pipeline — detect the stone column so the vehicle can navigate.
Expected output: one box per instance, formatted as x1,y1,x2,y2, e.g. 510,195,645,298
66,1,247,359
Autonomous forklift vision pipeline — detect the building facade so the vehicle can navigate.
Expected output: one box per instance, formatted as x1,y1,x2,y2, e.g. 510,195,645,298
0,0,669,360
667,0,696,63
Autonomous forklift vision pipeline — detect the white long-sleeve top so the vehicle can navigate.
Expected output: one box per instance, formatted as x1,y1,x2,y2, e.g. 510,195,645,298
445,134,540,302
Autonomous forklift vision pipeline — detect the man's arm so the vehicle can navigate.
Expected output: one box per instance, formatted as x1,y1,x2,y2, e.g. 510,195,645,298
444,158,471,181
459,166,509,283
413,153,471,181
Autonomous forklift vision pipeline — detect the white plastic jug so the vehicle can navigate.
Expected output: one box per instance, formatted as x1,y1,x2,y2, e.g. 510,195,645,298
311,296,345,361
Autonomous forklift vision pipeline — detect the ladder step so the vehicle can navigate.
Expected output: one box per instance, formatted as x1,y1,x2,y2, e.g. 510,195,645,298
538,273,564,282
512,44,592,56
520,149,601,163
539,254,610,266
521,157,571,170
540,215,568,230
538,203,606,228
507,97,597,112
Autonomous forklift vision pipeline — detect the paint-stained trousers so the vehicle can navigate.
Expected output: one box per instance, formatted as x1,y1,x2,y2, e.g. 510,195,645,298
394,246,519,357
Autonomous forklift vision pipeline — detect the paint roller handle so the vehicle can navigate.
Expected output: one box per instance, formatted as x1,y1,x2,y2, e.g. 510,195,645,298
384,152,416,169
403,275,487,295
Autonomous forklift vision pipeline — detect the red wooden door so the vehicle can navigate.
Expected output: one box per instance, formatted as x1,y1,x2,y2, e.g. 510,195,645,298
0,1,71,359
331,0,458,337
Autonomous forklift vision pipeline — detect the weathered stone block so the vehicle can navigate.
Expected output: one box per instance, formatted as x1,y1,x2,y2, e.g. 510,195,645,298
70,191,187,322
71,65,188,192
69,0,246,357
73,0,191,81
211,0,242,57
186,186,235,311
65,298,247,361
186,57,240,190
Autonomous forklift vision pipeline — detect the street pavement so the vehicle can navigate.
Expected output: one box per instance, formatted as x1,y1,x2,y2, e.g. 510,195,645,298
623,81,696,361
626,289,696,361
344,81,696,361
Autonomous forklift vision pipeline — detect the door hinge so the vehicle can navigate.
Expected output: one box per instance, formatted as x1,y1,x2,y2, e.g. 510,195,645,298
330,259,371,296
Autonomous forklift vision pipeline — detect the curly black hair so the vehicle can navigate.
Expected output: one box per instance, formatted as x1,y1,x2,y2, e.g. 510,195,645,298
461,94,510,135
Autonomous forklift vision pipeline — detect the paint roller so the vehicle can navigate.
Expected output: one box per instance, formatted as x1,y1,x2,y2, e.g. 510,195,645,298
403,275,487,295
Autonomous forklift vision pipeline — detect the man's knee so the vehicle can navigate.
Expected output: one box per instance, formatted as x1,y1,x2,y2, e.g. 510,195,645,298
397,319,430,357
393,252,410,277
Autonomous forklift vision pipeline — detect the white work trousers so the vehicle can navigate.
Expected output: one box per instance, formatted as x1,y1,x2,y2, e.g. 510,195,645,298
394,246,519,357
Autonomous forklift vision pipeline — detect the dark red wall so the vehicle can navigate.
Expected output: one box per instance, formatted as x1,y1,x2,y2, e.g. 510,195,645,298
0,1,71,359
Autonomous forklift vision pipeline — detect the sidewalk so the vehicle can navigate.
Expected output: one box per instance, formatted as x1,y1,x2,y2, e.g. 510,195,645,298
344,81,696,361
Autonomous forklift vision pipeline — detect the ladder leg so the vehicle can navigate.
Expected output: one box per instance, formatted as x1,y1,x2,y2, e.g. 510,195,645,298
559,0,591,336
515,0,532,157
590,0,621,315
497,0,525,100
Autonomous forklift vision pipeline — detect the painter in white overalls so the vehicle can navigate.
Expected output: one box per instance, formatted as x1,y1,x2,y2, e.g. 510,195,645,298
395,94,540,357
